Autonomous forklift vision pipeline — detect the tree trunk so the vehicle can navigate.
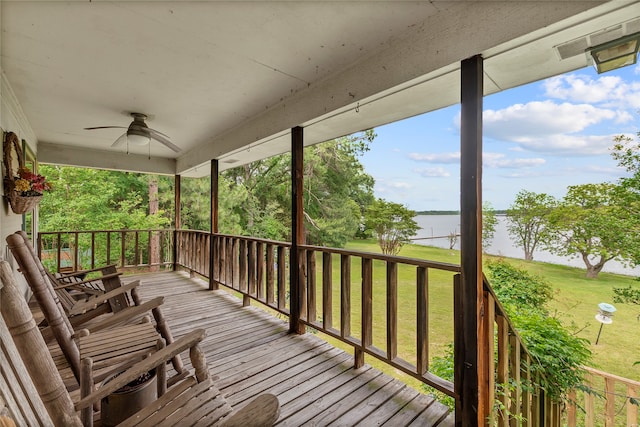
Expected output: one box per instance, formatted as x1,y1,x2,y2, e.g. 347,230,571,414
582,253,606,279
149,179,160,272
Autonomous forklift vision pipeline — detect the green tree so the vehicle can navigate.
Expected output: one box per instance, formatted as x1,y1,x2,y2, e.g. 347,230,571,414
544,183,635,278
482,202,497,252
222,130,375,246
611,131,640,265
364,198,419,255
612,131,640,193
506,190,556,261
39,166,169,231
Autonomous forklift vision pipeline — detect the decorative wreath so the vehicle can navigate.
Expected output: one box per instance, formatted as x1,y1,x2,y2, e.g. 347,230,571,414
3,131,43,214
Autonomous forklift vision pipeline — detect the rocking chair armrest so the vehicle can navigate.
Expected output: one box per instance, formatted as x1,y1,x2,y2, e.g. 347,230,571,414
53,272,123,289
58,264,119,277
74,329,207,411
74,296,164,335
67,281,140,316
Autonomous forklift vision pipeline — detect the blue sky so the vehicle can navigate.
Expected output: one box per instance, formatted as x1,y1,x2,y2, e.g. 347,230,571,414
361,63,640,211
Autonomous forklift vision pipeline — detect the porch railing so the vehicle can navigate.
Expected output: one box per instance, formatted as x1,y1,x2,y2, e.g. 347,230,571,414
567,366,639,427
39,228,572,424
37,229,174,272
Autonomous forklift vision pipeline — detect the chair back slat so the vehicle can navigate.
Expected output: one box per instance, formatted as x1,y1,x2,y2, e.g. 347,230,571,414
6,233,81,380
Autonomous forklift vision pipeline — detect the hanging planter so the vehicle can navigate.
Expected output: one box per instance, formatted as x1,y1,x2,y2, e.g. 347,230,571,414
3,132,51,214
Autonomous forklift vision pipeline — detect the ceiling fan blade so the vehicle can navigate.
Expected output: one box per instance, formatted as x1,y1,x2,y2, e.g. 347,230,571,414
111,132,127,147
147,126,170,139
85,126,127,130
149,129,181,152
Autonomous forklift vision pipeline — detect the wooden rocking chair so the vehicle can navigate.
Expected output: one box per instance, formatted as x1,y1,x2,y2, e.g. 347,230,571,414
0,260,280,427
6,233,184,386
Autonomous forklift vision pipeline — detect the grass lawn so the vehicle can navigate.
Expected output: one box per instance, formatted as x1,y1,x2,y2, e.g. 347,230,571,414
339,240,640,387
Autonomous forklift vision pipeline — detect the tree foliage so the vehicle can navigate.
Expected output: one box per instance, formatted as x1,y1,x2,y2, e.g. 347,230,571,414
364,198,419,255
485,259,591,401
428,260,591,409
506,190,556,261
221,131,375,246
543,183,636,278
39,166,170,231
482,202,497,252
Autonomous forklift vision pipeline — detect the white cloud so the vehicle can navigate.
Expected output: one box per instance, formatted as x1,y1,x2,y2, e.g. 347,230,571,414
506,134,617,156
483,152,546,168
484,101,615,141
388,181,413,189
414,167,451,177
543,74,640,109
409,152,460,163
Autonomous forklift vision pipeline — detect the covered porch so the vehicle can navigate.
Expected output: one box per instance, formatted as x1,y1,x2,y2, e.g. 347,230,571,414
2,1,640,425
131,269,454,426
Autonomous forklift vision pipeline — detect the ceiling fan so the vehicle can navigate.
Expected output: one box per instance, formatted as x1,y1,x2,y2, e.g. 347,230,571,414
84,112,181,153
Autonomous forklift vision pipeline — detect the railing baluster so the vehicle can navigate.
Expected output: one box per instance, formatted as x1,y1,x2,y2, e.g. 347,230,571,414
256,242,264,300
90,232,95,269
248,240,257,297
73,232,79,270
56,233,61,272
416,266,428,375
485,292,496,426
386,261,397,361
585,373,595,427
322,252,332,330
307,250,316,324
121,231,126,267
266,244,275,305
509,334,521,427
497,314,509,427
605,377,615,427
629,384,638,427
358,257,372,369
239,239,247,294
340,254,351,339
277,246,286,311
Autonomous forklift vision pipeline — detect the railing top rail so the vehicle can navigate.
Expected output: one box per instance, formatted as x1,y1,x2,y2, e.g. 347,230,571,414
39,229,174,235
211,232,292,248
300,243,462,272
583,366,640,387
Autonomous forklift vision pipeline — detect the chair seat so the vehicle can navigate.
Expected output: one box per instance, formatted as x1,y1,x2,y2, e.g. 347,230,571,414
77,322,159,370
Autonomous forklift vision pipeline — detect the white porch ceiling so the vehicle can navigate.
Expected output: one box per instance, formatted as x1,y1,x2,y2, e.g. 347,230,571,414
1,1,639,177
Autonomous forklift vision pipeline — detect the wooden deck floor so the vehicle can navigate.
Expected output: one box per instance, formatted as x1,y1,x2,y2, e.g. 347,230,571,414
132,270,454,427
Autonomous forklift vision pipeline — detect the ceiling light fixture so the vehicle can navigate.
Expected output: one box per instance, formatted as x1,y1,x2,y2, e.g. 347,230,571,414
589,32,640,74
127,129,151,146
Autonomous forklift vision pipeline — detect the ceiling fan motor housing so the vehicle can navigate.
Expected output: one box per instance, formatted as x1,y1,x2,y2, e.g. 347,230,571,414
127,113,151,145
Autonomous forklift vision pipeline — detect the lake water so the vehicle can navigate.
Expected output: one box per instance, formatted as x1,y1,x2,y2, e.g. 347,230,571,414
413,215,640,277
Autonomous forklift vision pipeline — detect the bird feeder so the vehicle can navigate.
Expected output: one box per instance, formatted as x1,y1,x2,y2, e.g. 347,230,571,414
595,302,616,345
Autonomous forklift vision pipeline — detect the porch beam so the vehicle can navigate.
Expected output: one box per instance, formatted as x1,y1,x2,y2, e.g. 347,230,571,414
290,126,306,335
456,54,485,426
210,159,219,290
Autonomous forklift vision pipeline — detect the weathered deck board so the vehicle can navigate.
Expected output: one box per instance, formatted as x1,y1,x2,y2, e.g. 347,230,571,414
132,270,454,427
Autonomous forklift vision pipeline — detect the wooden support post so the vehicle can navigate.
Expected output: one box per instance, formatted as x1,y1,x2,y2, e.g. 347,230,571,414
173,174,181,271
210,159,219,290
290,126,306,334
457,54,485,427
